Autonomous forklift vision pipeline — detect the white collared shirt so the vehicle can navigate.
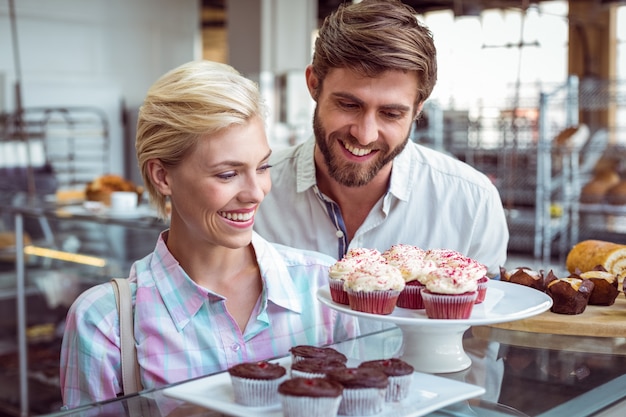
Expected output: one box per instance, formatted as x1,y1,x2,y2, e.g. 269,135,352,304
255,137,509,278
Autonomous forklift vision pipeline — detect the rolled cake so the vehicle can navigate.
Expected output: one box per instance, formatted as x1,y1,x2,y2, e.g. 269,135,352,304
565,240,626,276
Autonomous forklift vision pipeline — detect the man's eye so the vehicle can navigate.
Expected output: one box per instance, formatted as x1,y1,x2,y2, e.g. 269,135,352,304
382,111,403,119
338,101,359,110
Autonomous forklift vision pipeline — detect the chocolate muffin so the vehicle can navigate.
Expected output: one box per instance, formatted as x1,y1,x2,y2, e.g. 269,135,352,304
228,361,287,406
358,358,414,401
577,268,620,306
500,266,545,291
290,357,347,379
326,367,388,415
289,345,347,364
545,271,595,315
278,377,344,417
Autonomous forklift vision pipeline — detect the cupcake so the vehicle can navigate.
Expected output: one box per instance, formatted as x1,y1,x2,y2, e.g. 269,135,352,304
289,345,347,364
421,266,478,319
278,377,344,417
329,248,386,305
358,358,414,402
475,276,489,304
228,361,287,406
290,358,347,379
344,263,405,315
344,247,386,262
384,247,437,309
326,367,388,416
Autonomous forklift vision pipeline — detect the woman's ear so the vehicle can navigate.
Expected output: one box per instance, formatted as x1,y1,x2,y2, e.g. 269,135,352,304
147,159,172,196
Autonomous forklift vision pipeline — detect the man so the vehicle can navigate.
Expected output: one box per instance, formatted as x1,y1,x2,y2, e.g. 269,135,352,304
255,0,509,278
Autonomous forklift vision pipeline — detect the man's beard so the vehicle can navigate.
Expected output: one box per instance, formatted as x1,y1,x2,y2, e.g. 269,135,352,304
312,107,410,187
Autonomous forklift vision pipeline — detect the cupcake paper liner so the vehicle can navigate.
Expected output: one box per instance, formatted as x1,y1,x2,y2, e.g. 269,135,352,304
346,289,401,315
385,373,413,402
230,374,287,406
338,386,387,416
329,278,350,305
280,394,342,417
475,277,489,304
396,281,425,309
290,369,326,379
421,291,477,319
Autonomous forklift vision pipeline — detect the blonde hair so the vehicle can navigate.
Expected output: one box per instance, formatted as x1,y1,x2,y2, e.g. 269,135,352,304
136,60,266,218
312,0,437,106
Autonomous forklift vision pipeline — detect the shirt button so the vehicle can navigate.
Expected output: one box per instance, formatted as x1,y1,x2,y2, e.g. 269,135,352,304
231,344,241,352
336,230,344,238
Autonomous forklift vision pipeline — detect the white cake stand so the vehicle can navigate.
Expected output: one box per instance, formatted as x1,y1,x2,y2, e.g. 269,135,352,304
317,280,552,374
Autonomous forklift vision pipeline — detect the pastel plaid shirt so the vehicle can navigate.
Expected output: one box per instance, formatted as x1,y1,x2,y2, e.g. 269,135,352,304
60,231,358,409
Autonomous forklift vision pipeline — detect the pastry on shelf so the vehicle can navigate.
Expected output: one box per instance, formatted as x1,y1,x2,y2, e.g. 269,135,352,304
85,174,143,206
606,180,626,205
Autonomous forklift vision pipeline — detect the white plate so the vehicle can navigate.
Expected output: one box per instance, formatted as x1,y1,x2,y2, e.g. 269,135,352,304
163,356,486,417
317,280,552,326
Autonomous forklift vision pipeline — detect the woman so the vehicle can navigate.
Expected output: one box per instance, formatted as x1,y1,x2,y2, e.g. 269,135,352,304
59,60,358,408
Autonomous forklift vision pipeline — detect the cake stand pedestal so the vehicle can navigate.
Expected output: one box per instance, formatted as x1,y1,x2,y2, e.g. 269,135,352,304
396,323,471,373
317,280,552,374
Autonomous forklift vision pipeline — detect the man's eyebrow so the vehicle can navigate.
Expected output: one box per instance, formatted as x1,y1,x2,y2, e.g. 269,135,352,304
331,92,411,112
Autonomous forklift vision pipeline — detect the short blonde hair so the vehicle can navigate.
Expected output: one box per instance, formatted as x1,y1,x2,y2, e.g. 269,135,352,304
136,60,266,218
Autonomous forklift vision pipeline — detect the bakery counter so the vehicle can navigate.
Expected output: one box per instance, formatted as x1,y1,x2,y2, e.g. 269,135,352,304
42,326,626,417
0,193,166,417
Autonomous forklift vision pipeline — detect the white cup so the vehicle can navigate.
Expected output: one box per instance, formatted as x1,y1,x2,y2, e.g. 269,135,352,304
110,191,138,212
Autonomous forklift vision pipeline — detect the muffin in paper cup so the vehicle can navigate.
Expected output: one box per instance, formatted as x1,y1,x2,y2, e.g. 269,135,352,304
228,361,287,406
278,377,343,417
358,358,414,402
346,288,401,315
338,386,386,415
229,374,286,406
329,277,350,305
421,290,477,319
396,280,425,309
475,276,489,304
326,368,388,416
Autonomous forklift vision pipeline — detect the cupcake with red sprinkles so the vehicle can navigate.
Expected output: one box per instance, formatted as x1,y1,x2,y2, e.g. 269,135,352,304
344,263,405,315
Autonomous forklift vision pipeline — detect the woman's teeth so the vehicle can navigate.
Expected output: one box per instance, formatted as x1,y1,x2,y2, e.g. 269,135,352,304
219,211,253,222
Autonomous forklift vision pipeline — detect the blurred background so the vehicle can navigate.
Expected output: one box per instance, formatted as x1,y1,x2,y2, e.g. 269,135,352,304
0,1,625,415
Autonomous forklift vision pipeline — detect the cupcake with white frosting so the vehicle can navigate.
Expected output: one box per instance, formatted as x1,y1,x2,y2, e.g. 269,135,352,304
344,263,405,315
421,257,481,319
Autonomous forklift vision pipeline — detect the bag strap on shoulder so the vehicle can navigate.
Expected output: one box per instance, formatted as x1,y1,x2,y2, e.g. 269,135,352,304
111,278,143,395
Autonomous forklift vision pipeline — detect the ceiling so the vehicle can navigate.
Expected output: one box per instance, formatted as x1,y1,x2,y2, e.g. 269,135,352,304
317,0,544,18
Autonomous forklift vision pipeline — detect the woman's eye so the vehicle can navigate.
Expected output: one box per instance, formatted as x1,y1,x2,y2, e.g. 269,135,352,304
217,171,237,180
258,164,272,173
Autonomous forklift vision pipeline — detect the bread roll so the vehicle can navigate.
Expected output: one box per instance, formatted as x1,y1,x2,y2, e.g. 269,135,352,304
565,240,626,275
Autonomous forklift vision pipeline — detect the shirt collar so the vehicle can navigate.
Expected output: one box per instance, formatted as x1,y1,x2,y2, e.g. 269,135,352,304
294,136,318,193
151,231,302,332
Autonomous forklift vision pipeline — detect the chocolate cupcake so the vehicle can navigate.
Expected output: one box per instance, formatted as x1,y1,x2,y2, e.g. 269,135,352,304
545,271,595,315
228,361,287,406
278,377,343,417
291,357,347,379
326,367,388,416
358,358,414,402
289,345,347,364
